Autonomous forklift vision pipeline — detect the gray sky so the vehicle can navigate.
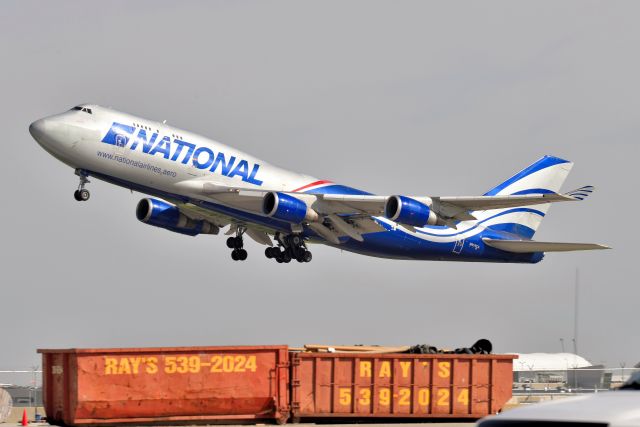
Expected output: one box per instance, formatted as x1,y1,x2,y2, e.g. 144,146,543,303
1,1,637,374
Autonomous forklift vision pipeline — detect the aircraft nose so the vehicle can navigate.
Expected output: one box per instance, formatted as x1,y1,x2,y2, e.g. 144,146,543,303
29,118,48,142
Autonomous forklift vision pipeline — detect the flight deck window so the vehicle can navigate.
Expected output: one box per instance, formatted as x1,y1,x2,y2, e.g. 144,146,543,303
71,106,92,114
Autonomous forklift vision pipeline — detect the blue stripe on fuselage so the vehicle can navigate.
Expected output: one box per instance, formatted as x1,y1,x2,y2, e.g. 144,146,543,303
412,208,544,238
329,226,543,263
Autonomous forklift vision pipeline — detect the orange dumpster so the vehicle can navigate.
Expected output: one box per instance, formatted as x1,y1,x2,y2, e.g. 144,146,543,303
290,352,516,421
39,346,290,425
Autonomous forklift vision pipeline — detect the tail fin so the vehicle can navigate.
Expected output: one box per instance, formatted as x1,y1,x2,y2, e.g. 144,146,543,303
480,155,573,239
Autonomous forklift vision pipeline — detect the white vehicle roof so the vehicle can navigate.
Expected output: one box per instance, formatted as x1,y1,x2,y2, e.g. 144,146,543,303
478,391,640,426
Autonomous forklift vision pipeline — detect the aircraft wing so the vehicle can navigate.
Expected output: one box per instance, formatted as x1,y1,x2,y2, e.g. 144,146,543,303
175,179,592,227
483,238,610,253
319,189,587,221
437,185,595,212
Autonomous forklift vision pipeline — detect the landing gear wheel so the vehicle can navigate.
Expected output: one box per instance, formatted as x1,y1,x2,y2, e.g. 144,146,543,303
228,227,249,261
265,247,277,259
74,170,91,202
226,237,236,249
272,232,313,264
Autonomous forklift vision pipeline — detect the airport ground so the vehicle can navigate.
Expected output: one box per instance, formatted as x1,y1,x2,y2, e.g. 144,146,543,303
1,424,475,427
1,407,476,426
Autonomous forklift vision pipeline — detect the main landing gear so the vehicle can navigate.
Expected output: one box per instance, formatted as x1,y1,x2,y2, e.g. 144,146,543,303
226,227,248,261
264,233,313,264
73,170,90,202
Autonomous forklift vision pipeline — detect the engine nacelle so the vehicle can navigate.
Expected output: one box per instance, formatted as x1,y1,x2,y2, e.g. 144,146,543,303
384,195,438,227
136,198,218,236
262,192,318,223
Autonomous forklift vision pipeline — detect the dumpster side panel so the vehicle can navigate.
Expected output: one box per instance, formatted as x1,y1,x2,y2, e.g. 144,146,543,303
291,353,515,420
493,357,514,414
41,352,72,425
38,346,289,426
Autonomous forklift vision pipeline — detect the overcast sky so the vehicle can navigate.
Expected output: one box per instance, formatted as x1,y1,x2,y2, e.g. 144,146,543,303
1,1,638,377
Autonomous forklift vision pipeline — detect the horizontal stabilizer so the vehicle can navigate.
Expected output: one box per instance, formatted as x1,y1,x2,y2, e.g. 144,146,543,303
564,185,595,201
482,238,610,253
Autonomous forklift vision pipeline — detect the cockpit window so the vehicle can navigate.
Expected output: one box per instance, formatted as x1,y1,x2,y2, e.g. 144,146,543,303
71,106,93,114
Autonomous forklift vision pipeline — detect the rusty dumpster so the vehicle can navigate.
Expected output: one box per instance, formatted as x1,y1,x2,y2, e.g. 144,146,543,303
38,346,290,425
290,352,516,421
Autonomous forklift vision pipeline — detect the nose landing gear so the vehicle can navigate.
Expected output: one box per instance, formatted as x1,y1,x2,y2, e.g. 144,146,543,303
227,227,248,261
73,170,90,202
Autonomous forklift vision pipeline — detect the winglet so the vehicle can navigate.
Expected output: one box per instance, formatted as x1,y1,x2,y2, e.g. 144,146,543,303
564,185,595,201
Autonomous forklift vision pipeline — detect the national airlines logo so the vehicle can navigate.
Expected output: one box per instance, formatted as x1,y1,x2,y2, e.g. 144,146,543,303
101,122,263,185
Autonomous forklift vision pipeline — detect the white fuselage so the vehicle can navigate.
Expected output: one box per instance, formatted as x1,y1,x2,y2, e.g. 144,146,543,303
30,105,316,198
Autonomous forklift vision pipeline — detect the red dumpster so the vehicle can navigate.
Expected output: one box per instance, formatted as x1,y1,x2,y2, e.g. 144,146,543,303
290,352,516,421
39,346,290,425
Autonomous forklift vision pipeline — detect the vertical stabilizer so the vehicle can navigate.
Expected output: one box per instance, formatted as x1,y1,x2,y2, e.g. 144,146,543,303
479,155,573,238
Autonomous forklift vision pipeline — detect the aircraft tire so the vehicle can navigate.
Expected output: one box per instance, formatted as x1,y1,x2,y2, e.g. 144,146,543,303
73,190,81,201
265,247,274,258
79,189,90,201
282,252,292,263
292,246,304,259
303,251,312,263
231,250,239,261
233,238,243,249
226,237,236,249
238,249,248,260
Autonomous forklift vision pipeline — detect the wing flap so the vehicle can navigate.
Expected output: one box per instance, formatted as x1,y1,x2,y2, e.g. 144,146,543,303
245,228,274,246
318,194,387,215
483,238,610,253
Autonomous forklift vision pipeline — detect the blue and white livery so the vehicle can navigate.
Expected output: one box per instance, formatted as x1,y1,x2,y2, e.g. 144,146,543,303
29,104,609,263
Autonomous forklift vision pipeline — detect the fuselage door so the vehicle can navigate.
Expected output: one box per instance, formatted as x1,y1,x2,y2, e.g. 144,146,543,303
452,239,465,254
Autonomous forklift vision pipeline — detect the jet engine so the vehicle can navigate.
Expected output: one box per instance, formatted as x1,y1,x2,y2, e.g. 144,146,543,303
136,198,219,236
262,192,318,223
384,195,439,227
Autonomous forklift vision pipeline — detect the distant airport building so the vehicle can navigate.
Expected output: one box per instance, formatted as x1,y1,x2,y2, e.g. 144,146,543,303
513,353,606,389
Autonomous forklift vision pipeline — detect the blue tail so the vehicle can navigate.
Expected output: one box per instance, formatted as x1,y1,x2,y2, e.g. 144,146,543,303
480,155,573,239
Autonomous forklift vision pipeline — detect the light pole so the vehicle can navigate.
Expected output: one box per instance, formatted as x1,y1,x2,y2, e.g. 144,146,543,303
573,268,579,356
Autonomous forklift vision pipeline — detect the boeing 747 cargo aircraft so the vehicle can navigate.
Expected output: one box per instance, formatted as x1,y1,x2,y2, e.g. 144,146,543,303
29,104,609,263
